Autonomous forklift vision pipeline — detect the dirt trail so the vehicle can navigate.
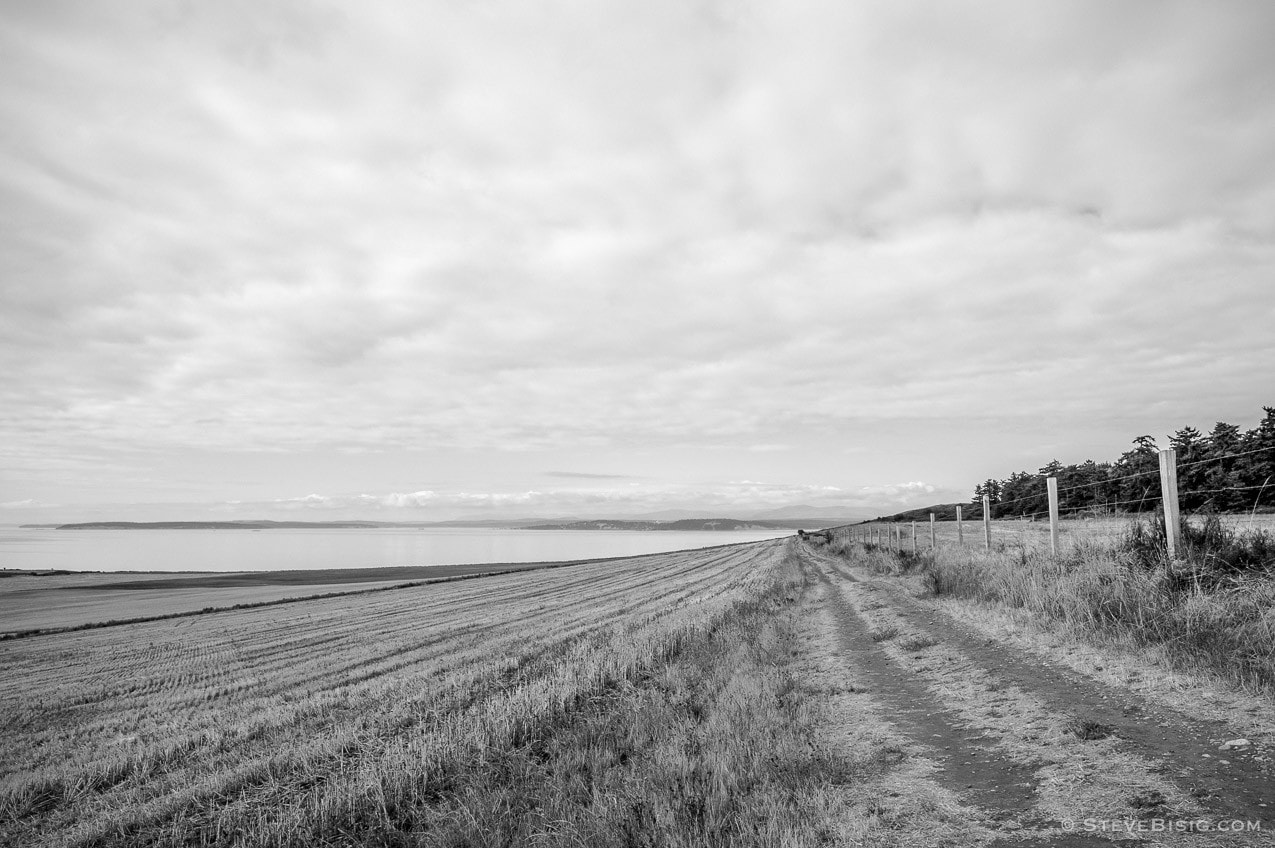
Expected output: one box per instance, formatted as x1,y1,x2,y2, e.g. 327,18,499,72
799,542,1273,847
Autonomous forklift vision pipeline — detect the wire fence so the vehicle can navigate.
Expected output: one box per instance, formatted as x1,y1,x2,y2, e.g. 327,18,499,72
956,444,1274,521
838,442,1275,557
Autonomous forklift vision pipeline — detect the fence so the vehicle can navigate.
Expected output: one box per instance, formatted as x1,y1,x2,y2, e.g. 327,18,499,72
844,445,1274,561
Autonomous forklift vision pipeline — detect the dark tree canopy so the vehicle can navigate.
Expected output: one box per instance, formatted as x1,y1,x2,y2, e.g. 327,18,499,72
966,407,1275,518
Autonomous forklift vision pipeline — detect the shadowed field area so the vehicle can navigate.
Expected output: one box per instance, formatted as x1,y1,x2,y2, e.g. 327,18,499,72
0,559,631,635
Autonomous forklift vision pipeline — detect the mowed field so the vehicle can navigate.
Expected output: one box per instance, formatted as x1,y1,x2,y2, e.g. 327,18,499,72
0,539,807,847
5,521,1275,848
0,560,614,635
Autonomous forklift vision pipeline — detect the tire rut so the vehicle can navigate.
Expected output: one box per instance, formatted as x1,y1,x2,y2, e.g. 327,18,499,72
811,543,1274,844
805,548,1112,846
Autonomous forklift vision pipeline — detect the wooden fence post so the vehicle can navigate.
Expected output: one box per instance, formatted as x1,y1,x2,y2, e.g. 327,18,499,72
1047,476,1060,556
911,521,917,554
956,504,963,545
1159,448,1181,561
929,513,936,549
982,495,992,551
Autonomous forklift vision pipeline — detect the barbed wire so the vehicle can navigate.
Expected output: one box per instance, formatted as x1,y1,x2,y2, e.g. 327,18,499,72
1177,444,1274,469
846,446,1273,528
1179,483,1272,496
973,446,1273,513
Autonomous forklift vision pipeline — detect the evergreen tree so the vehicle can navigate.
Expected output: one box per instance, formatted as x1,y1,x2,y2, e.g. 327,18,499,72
1202,422,1244,511
1170,426,1206,510
1111,435,1160,512
1237,407,1275,510
999,470,1045,517
943,407,1274,524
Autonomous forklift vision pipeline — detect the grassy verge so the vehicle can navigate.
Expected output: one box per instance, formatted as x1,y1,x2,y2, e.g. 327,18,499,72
823,521,1275,696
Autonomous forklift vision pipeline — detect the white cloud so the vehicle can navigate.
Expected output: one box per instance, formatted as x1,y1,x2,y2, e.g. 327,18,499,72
1,498,47,509
2,1,1273,513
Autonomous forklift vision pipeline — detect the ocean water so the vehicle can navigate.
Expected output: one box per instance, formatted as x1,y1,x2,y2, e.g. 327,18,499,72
0,526,793,573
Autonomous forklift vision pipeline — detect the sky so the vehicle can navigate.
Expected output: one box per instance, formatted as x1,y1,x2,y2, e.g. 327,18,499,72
2,0,1274,523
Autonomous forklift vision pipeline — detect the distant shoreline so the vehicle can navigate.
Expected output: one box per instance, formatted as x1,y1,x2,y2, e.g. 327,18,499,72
23,517,837,531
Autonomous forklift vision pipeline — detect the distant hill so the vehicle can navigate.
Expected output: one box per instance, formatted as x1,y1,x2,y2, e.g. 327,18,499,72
865,503,971,523
43,520,531,530
50,521,396,530
40,517,828,532
522,518,822,531
747,504,879,522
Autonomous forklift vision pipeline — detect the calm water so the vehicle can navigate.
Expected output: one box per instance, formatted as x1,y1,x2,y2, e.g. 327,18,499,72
0,527,792,573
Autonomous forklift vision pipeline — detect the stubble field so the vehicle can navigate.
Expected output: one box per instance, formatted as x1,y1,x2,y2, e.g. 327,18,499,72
2,539,844,847
4,521,1274,847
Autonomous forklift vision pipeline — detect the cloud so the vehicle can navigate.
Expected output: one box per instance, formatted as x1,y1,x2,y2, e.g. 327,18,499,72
192,476,945,520
1,498,48,509
544,471,637,480
1,1,1273,511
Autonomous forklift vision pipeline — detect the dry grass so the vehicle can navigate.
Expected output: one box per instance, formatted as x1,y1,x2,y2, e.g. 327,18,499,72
834,518,1275,696
840,515,1275,557
0,539,883,847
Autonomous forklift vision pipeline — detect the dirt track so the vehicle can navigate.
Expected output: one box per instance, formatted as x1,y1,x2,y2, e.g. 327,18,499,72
797,541,1274,847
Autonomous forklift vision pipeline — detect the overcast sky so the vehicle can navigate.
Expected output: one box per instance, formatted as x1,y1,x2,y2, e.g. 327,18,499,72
2,0,1274,523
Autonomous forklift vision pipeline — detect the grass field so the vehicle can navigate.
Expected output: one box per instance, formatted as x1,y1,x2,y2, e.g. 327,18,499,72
0,560,618,636
6,521,1274,847
2,538,860,847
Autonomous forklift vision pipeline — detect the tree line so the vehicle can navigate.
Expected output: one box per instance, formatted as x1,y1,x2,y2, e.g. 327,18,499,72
970,406,1275,518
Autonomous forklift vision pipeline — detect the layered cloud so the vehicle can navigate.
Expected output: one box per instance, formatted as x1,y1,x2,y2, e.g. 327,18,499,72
2,1,1273,514
202,477,946,521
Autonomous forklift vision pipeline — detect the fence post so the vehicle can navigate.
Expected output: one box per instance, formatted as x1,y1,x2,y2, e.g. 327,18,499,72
1047,476,1060,555
1159,448,1181,561
911,521,917,554
982,495,992,551
956,504,963,545
929,513,936,549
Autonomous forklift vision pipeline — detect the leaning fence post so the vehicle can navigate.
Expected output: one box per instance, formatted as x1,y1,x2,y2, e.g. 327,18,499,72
1047,476,1060,555
1159,448,1181,561
929,513,936,549
956,504,963,545
982,495,992,551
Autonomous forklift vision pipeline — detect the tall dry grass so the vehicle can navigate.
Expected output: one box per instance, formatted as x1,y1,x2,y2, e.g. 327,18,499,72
826,520,1275,695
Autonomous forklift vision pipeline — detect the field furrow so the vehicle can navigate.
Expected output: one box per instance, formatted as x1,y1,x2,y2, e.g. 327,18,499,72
0,539,790,846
